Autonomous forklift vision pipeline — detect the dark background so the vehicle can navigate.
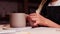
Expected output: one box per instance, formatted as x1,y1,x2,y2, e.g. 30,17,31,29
0,0,42,24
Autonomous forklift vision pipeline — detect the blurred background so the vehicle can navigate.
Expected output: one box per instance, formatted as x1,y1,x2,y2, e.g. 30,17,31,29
0,0,41,24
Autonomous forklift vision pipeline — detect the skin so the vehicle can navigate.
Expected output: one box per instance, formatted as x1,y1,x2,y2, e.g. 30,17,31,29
51,0,57,2
28,13,60,28
27,0,60,28
50,0,58,4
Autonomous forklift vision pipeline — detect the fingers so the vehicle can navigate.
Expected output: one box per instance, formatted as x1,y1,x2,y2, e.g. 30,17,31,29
29,13,37,16
34,22,38,26
29,13,37,21
26,13,36,20
27,13,41,26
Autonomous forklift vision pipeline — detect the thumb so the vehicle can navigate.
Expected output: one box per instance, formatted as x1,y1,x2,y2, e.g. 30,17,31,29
34,20,39,26
34,22,38,26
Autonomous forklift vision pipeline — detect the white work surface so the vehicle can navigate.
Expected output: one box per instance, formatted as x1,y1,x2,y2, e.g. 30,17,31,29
0,27,60,34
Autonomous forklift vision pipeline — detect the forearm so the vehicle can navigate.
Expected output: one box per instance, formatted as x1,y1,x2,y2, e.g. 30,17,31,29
45,18,60,28
39,15,60,28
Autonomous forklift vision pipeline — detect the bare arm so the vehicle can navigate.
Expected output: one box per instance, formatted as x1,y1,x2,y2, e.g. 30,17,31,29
38,14,60,28
28,13,60,28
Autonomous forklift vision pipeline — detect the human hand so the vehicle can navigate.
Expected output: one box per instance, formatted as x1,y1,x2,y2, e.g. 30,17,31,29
27,13,60,28
28,13,46,27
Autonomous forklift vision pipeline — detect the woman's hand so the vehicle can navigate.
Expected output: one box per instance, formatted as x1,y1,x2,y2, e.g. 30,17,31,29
27,13,46,26
27,13,60,28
